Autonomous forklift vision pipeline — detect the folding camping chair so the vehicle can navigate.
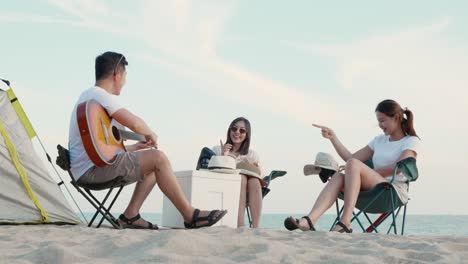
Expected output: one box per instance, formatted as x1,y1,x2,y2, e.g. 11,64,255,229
246,170,287,227
55,144,129,229
331,157,418,235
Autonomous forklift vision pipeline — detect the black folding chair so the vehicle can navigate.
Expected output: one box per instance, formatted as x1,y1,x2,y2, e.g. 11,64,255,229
246,170,287,227
56,144,130,229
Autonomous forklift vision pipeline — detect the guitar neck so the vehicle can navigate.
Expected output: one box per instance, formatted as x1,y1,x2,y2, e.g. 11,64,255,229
118,129,146,142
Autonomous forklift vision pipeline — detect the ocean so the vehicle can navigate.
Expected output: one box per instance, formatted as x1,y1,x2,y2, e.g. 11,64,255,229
82,213,468,236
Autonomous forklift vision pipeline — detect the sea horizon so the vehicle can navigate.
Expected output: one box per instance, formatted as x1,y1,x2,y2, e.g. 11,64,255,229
79,212,468,236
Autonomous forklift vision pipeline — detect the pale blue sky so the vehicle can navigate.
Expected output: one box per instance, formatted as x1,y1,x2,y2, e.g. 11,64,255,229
1,0,467,214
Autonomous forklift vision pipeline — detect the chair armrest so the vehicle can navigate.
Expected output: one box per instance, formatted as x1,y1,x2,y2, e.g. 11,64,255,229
262,170,287,187
389,157,418,183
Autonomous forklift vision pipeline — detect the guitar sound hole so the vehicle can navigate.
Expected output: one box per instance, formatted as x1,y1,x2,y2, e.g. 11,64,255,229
111,126,121,141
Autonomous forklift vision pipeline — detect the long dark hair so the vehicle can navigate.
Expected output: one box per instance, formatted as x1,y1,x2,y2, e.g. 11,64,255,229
225,117,251,155
375,99,419,137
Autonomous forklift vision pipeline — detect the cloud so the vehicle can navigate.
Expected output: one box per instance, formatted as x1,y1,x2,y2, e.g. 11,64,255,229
284,18,467,96
1,0,343,127
46,0,112,19
285,18,468,127
131,1,341,126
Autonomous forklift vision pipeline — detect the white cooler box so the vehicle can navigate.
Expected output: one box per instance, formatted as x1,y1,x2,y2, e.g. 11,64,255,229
162,170,241,228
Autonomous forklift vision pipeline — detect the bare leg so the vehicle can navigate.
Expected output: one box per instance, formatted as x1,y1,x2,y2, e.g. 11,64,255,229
247,178,263,228
123,171,157,218
294,173,345,230
121,149,194,226
336,158,387,230
122,149,227,228
237,175,248,227
138,149,196,221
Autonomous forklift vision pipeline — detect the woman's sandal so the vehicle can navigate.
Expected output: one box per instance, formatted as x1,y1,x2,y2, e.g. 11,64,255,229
284,216,316,231
119,214,159,230
184,209,228,229
334,221,353,233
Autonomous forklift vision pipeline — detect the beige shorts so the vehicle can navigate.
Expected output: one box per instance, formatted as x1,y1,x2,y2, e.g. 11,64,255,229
78,152,143,185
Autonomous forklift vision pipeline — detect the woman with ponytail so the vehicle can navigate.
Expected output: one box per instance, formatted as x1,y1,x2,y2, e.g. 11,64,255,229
284,99,420,233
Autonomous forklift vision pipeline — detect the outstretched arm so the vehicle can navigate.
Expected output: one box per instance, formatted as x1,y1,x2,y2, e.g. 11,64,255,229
313,124,352,162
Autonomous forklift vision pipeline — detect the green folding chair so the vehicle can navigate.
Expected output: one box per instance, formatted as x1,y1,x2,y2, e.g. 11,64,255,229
246,170,287,227
331,157,418,235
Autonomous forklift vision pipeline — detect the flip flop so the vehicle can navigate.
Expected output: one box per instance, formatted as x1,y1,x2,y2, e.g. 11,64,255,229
184,209,228,229
284,216,316,231
119,214,159,230
334,221,353,233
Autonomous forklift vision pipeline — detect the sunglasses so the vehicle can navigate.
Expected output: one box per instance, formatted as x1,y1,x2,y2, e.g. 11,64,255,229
230,126,247,134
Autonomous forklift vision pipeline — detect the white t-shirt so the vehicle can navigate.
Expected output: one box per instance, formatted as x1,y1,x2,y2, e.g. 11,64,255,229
368,134,421,182
68,86,123,180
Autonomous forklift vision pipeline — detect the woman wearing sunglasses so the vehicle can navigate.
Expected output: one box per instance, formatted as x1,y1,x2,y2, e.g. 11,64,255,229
212,117,263,228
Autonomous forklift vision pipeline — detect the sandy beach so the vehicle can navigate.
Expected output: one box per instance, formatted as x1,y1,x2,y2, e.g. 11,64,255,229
1,225,467,264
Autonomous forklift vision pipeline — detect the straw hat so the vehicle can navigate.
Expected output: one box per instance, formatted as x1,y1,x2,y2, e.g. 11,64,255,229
304,152,339,176
236,161,266,187
207,156,239,174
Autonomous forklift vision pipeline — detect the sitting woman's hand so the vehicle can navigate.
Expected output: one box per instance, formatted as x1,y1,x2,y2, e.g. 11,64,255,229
222,143,232,156
313,124,336,140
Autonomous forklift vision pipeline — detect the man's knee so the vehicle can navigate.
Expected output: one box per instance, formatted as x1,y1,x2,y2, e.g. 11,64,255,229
147,149,169,166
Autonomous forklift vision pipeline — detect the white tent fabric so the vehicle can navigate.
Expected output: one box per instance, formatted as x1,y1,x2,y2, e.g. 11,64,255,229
0,89,79,224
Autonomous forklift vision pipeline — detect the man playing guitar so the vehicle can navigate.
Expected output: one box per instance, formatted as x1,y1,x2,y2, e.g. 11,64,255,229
68,51,226,229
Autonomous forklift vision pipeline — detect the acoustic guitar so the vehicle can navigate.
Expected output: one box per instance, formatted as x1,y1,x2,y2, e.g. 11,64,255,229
77,99,145,167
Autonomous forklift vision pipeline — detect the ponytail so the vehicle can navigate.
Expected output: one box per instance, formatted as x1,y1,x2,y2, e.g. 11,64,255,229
401,108,418,137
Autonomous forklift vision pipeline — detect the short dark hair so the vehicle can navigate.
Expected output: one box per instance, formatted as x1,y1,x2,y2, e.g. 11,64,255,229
225,117,251,155
95,51,128,81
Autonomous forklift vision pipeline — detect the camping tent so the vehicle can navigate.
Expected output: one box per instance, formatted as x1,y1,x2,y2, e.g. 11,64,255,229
0,84,79,224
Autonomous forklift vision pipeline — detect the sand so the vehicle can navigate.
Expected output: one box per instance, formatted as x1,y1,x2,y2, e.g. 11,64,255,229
1,225,467,264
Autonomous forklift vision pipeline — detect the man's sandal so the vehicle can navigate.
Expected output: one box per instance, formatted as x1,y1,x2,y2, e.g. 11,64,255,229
184,209,227,229
119,214,159,230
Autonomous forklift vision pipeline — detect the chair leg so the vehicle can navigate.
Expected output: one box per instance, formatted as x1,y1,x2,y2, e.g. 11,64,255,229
350,211,366,232
389,190,398,234
246,206,252,228
88,188,116,227
366,212,390,233
73,185,120,229
97,186,124,228
245,191,253,228
330,199,342,231
401,204,408,235
385,207,402,234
